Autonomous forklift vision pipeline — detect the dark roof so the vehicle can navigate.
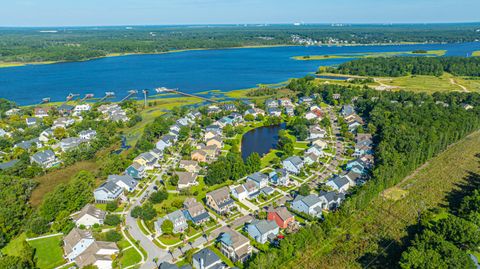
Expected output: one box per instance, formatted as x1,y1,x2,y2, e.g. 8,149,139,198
0,159,19,170
192,248,221,268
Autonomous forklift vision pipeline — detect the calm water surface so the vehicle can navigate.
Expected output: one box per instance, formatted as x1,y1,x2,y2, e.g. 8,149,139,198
0,42,479,105
241,123,286,160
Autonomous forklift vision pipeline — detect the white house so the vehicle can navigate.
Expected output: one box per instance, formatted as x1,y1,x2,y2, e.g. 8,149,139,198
73,104,91,116
72,204,106,228
282,156,304,174
326,176,351,193
246,172,269,189
291,194,323,218
63,228,95,261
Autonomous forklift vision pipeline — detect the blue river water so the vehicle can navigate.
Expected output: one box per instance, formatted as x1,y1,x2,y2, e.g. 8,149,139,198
0,42,479,105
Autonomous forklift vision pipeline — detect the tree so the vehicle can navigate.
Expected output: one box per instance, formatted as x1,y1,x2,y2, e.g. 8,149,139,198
106,201,118,212
431,215,480,250
104,214,122,226
161,220,174,235
399,230,475,269
105,230,122,242
53,127,67,139
245,153,261,173
149,190,169,204
244,114,255,121
178,126,190,141
298,184,310,196
170,174,179,186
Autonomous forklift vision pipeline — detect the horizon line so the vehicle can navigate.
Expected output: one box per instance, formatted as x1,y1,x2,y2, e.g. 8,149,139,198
1,21,480,28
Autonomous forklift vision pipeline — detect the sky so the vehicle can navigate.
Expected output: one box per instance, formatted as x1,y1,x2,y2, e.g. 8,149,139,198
1,0,479,27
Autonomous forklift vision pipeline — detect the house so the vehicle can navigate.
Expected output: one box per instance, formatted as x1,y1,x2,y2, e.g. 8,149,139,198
353,144,372,158
341,104,355,117
192,248,224,269
63,228,95,261
204,131,218,141
0,159,19,170
344,170,362,184
73,104,91,116
206,137,223,149
219,227,252,263
267,206,295,229
79,129,97,140
318,191,345,210
268,168,289,186
74,241,119,269
304,152,320,165
299,96,313,105
134,152,158,170
183,198,210,225
149,148,163,160
176,171,199,189
231,185,249,201
285,106,295,116
207,105,221,115
346,159,368,174
345,114,364,131
15,138,42,150
58,104,74,116
242,99,255,108
282,156,304,174
53,117,75,129
156,135,175,151
306,144,324,157
72,204,106,228
260,186,275,196
205,124,222,133
279,97,294,107
463,103,474,110
267,107,281,117
191,149,208,163
223,103,236,111
107,174,137,192
244,108,265,118
179,160,201,173
63,228,118,269
30,150,59,168
291,194,323,218
59,137,85,152
265,99,279,108
125,162,146,179
305,110,322,121
246,172,269,189
247,219,280,244
5,108,21,116
94,181,124,203
309,125,327,140
356,133,373,147
154,210,188,235
311,139,328,150
205,187,235,215
26,117,38,127
39,128,54,142
34,107,51,118
0,128,8,138
326,176,351,193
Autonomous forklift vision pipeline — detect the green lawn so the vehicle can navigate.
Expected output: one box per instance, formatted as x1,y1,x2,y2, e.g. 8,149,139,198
261,150,281,168
1,233,28,257
473,51,480,57
376,73,469,93
158,234,182,245
28,235,65,269
119,247,142,268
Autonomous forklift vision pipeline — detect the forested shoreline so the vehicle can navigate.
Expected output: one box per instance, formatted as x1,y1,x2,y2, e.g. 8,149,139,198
326,56,480,77
0,23,479,63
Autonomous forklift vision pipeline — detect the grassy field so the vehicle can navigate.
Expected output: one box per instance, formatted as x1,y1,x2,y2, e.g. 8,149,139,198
28,235,65,269
123,96,202,146
30,160,99,206
473,51,480,57
293,50,447,61
1,233,28,256
285,130,480,268
376,73,477,93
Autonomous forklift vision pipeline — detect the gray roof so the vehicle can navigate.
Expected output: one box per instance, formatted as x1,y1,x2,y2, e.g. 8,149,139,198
294,194,321,207
0,159,19,170
15,138,40,150
247,172,268,183
319,191,344,203
98,180,123,194
192,248,221,268
250,219,278,235
284,156,303,166
108,174,137,189
31,150,55,164
331,176,350,189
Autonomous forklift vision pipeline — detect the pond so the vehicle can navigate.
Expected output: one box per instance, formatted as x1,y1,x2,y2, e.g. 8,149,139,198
241,123,286,160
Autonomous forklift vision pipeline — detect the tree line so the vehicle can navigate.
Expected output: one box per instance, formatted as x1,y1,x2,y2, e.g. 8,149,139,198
326,56,480,77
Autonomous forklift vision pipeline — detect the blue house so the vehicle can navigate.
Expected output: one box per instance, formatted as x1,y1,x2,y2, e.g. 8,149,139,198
346,159,367,175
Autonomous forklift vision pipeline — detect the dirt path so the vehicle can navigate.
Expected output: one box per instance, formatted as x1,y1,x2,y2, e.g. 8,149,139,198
449,78,469,92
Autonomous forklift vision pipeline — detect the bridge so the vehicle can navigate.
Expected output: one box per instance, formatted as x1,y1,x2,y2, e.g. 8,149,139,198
155,87,219,103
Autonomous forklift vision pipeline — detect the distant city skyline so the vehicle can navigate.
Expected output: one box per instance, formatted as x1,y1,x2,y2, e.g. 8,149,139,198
1,0,479,27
